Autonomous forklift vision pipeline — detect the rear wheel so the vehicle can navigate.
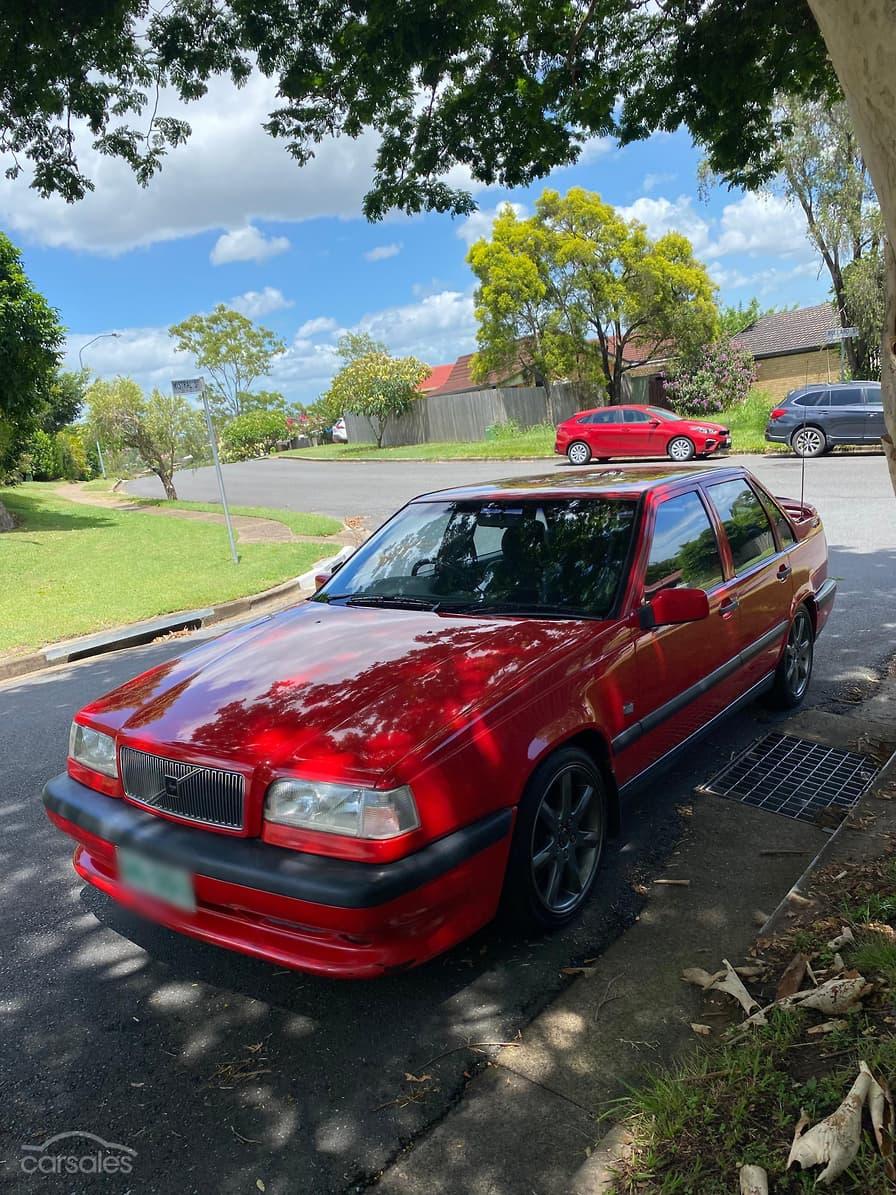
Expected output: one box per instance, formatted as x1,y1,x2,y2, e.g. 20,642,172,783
667,436,695,462
502,747,607,931
791,426,826,458
567,441,592,466
766,606,814,709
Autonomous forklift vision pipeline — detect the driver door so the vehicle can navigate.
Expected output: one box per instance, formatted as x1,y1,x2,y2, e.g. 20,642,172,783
622,408,664,457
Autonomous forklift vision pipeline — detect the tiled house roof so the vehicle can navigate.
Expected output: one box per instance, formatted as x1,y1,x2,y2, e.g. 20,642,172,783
417,363,454,393
733,303,839,358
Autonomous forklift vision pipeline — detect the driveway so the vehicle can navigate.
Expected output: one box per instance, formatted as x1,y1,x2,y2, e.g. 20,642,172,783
1,455,891,1193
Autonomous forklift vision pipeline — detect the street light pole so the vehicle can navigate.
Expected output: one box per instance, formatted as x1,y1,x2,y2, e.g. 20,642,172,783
79,332,121,480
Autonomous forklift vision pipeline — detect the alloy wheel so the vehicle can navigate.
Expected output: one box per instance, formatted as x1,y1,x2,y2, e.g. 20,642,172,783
784,610,813,701
530,764,604,915
567,441,591,465
792,427,825,457
668,437,694,462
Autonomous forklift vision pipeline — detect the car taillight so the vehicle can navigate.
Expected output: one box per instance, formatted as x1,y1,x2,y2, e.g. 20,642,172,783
770,408,787,420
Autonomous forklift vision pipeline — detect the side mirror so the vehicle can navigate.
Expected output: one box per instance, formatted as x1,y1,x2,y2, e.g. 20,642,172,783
313,557,347,590
639,587,710,629
648,419,660,427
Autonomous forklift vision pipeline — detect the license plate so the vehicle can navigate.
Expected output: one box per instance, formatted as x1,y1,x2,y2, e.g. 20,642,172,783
118,848,196,912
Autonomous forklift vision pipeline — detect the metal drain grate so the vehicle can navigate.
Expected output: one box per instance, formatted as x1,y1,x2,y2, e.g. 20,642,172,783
698,732,879,826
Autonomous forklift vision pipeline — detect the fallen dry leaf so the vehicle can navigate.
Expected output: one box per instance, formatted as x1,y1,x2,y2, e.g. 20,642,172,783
753,910,770,927
714,958,764,1022
784,975,872,1015
681,966,724,989
806,1019,849,1036
827,927,855,951
776,952,809,1000
733,964,766,980
787,1063,874,1184
739,1163,769,1194
404,1073,433,1083
867,1064,895,1181
690,1023,711,1036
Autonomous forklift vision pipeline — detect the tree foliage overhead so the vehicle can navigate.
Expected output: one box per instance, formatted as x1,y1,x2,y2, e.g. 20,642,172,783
168,305,285,421
1,1,834,217
469,189,718,404
86,377,207,500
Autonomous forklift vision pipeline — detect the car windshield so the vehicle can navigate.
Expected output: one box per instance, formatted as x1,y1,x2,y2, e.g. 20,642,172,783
314,497,639,619
642,407,680,422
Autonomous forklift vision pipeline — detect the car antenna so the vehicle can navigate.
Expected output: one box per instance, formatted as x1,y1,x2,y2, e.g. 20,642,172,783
799,354,812,511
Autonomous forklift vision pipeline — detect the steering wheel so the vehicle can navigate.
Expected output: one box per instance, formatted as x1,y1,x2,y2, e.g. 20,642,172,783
412,558,469,588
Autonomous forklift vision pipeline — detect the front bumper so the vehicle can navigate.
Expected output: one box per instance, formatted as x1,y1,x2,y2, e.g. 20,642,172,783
43,774,513,978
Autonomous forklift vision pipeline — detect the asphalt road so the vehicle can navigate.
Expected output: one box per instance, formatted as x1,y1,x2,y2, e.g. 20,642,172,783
2,455,892,1193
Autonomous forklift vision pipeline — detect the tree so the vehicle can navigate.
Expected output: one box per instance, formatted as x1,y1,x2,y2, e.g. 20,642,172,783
336,332,387,363
663,341,757,417
86,378,207,500
4,1,896,485
219,410,289,462
324,352,429,448
169,306,285,421
41,369,89,433
843,252,886,379
718,299,779,339
469,189,717,404
0,232,65,478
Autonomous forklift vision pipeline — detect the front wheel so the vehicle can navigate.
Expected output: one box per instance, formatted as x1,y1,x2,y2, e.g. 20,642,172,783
567,441,592,466
765,606,814,709
502,747,607,931
791,426,826,458
667,436,696,462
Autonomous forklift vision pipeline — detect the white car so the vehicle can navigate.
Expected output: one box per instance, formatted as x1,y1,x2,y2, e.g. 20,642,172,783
332,417,348,443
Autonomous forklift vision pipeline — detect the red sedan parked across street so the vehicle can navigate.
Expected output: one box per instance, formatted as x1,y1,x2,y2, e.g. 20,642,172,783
43,466,835,978
555,404,731,464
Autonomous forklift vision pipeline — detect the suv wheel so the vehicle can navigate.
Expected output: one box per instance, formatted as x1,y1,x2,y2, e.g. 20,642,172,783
502,747,607,931
791,426,826,458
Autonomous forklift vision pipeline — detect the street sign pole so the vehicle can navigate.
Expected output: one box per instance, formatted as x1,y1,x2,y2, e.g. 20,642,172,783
825,326,859,382
172,377,239,565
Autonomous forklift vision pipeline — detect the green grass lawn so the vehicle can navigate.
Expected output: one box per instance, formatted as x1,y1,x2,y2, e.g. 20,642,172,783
279,392,782,461
130,497,343,537
0,485,335,653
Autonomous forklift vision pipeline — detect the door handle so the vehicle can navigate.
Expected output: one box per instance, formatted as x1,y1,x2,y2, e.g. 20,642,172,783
776,563,792,581
719,597,739,616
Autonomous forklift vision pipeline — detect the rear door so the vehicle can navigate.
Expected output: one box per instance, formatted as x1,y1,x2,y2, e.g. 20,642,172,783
864,385,886,444
585,407,625,455
628,489,744,772
826,385,867,441
703,477,792,689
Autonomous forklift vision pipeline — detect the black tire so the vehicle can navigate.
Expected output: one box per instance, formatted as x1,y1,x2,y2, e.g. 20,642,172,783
667,436,696,462
595,457,610,463
791,426,827,458
501,747,607,931
567,441,592,466
765,606,814,710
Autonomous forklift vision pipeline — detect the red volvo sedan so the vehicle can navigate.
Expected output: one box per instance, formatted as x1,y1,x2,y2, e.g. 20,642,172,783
555,404,731,464
43,466,835,978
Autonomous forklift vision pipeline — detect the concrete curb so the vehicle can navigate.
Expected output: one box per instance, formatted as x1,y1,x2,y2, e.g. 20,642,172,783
0,573,314,684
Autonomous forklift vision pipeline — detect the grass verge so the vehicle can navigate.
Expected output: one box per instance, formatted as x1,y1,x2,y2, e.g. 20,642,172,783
279,391,783,461
130,497,342,538
612,852,896,1192
0,484,333,653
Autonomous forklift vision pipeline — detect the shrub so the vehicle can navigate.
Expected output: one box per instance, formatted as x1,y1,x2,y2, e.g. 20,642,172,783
54,427,91,479
663,339,756,416
219,410,289,461
28,428,57,478
485,418,522,440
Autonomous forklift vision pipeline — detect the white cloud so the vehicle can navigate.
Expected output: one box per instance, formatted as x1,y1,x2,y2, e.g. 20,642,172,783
229,286,293,317
297,316,339,338
706,192,810,259
67,327,184,393
211,225,290,265
455,201,528,246
643,172,675,193
577,136,615,164
364,242,402,262
618,194,711,253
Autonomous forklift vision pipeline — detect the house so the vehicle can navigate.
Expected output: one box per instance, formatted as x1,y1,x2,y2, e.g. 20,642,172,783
733,303,841,400
417,363,454,395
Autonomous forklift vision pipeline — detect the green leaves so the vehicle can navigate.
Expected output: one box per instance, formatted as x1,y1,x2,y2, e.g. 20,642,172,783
325,351,429,447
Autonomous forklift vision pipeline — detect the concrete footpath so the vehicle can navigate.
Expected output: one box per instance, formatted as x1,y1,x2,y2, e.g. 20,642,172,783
371,677,896,1195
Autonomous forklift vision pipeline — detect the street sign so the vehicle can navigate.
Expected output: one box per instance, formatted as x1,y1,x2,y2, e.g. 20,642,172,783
172,377,205,395
825,327,859,342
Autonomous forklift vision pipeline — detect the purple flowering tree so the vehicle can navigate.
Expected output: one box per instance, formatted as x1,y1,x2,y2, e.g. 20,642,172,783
663,339,756,416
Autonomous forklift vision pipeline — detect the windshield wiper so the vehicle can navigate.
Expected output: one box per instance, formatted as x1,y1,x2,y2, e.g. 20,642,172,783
327,593,443,611
442,601,602,621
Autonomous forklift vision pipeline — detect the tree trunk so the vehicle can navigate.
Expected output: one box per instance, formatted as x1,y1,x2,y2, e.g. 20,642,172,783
808,0,896,494
156,469,178,500
375,417,386,449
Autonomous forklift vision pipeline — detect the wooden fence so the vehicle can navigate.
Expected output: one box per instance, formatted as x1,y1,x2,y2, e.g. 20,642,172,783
342,380,629,447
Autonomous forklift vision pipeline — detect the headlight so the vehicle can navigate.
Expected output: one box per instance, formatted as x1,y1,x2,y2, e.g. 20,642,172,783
265,779,419,840
694,426,716,435
69,722,118,778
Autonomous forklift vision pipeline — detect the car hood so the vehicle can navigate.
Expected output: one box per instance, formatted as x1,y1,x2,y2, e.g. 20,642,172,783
683,419,727,432
82,602,591,784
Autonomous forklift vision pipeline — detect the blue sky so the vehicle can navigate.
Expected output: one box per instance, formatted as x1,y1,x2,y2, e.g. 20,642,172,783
1,74,829,406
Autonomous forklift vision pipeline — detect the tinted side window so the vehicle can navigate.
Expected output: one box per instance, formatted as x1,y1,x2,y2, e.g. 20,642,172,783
865,386,883,407
829,387,865,406
591,409,622,424
708,480,777,571
755,487,795,548
624,409,651,423
644,492,724,595
793,392,828,407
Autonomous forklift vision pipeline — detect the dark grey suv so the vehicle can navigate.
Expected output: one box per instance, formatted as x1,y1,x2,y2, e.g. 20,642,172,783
765,382,886,457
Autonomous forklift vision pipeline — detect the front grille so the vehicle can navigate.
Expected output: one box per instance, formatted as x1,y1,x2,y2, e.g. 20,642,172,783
120,747,245,830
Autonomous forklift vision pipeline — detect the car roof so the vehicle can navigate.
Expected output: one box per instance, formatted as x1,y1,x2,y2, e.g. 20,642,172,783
412,465,748,503
789,380,880,394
